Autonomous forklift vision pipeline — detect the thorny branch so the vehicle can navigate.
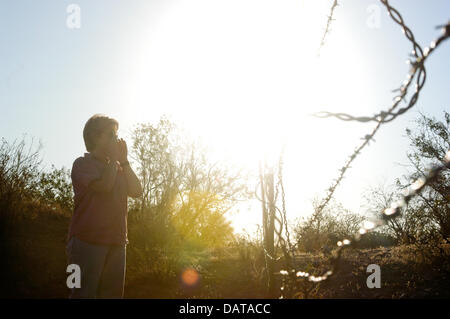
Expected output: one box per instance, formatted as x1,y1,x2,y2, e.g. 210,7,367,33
318,0,339,56
312,0,449,224
255,0,450,298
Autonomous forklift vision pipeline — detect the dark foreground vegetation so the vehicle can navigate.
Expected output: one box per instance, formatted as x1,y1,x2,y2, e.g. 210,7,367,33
1,208,449,299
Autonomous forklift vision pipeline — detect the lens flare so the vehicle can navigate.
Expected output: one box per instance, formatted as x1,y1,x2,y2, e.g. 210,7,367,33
181,268,200,286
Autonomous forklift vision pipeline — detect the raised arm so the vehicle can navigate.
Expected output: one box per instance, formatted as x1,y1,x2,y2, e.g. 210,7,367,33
121,161,142,198
117,138,143,198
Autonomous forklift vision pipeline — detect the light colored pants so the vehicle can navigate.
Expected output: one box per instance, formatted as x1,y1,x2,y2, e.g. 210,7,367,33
66,236,126,299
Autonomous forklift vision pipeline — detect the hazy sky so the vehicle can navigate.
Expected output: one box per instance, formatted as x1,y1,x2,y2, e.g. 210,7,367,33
1,0,449,235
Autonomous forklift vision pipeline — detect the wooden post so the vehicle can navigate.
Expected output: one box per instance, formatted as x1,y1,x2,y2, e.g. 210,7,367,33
259,160,276,298
266,168,276,297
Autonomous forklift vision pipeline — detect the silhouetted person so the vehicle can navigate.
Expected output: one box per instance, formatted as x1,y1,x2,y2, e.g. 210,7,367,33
66,114,142,298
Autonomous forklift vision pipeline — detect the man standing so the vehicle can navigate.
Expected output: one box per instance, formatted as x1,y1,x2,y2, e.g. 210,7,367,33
66,114,142,298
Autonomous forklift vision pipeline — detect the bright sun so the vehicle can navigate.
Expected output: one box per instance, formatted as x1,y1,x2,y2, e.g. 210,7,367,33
124,0,375,235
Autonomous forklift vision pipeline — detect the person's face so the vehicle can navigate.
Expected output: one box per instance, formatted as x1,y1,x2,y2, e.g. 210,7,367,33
97,125,118,152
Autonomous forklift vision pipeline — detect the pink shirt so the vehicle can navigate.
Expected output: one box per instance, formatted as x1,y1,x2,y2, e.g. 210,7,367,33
67,152,129,246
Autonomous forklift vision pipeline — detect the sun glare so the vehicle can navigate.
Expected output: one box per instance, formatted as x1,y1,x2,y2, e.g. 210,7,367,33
124,0,375,234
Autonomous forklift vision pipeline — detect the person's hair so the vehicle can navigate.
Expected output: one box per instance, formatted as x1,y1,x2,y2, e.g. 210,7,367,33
83,114,119,152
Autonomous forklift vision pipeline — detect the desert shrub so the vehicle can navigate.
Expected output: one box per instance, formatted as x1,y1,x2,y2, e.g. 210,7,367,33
358,230,396,248
34,165,73,216
294,199,365,252
0,137,42,230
